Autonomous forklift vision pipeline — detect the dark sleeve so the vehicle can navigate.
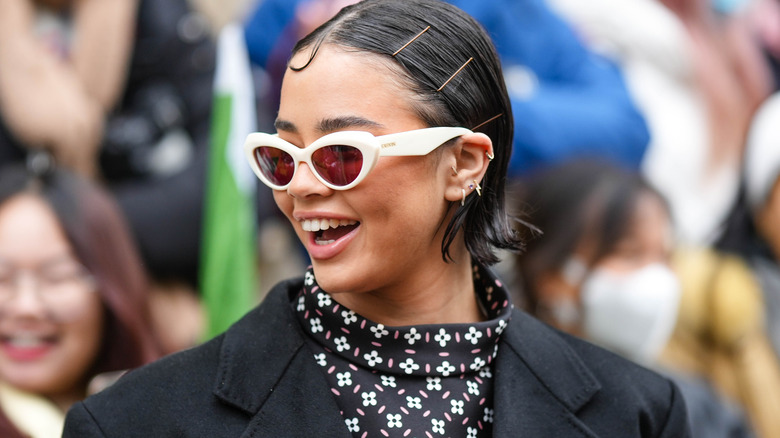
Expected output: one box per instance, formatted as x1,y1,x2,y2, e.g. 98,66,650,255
63,402,107,438
659,378,693,438
667,371,755,438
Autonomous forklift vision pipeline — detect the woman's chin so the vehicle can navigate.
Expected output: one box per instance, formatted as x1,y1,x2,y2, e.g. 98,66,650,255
310,263,361,295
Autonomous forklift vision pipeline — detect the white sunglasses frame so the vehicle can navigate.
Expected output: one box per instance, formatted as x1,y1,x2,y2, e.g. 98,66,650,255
243,126,472,190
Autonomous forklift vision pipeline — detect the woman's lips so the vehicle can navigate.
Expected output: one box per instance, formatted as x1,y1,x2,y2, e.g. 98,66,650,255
300,218,360,259
0,334,56,361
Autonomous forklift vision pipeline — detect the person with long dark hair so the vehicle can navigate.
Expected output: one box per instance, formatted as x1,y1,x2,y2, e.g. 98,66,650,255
64,1,689,436
0,162,160,437
509,160,755,438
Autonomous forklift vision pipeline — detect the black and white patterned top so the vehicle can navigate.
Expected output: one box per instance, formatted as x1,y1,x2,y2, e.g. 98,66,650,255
293,264,513,438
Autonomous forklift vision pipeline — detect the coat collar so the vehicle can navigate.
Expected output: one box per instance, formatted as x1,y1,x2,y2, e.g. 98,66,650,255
213,278,351,437
493,308,602,436
213,278,602,436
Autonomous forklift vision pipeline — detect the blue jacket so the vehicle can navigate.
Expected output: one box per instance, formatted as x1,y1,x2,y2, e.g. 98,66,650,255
243,0,649,177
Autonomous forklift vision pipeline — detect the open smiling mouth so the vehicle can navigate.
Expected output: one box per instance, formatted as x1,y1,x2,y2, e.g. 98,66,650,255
301,219,360,245
1,334,57,360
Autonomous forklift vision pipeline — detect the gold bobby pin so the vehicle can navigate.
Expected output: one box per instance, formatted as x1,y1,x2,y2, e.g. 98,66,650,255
393,26,431,57
471,113,503,131
470,113,502,162
437,57,473,92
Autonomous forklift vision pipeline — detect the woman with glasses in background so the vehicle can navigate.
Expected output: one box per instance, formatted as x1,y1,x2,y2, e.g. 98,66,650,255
64,0,689,436
0,162,160,437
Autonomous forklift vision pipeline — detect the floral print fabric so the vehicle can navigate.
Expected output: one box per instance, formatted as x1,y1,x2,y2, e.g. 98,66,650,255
293,264,512,437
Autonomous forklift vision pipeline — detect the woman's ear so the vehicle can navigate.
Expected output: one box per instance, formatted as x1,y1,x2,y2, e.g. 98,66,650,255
443,132,493,204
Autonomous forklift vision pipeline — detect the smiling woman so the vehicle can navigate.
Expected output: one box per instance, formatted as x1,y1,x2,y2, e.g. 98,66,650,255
64,1,690,437
0,163,160,438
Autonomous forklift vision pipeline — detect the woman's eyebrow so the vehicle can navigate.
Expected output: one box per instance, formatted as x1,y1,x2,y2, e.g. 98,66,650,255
274,116,384,134
317,116,383,134
274,119,297,133
0,253,79,270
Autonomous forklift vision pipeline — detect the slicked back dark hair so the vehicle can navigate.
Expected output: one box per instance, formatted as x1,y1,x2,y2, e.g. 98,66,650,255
289,0,521,265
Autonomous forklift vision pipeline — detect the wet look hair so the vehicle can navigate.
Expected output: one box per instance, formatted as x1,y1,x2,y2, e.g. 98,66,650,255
290,0,522,265
0,164,160,376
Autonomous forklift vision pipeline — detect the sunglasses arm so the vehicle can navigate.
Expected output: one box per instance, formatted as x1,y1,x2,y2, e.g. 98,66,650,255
378,127,472,157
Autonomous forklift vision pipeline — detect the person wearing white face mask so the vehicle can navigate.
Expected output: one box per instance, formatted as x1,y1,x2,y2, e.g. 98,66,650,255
509,159,754,438
561,257,681,366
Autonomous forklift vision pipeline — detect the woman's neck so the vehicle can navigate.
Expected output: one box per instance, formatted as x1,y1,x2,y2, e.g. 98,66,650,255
44,387,86,413
329,251,485,326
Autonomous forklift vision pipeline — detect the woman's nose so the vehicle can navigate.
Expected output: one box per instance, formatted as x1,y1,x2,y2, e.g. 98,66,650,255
2,275,47,316
286,162,333,198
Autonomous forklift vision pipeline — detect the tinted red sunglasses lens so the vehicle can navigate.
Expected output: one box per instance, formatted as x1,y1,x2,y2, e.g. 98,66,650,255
311,145,364,186
254,144,365,187
255,146,295,186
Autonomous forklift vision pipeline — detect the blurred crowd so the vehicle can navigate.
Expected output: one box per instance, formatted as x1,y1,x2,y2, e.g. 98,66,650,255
0,0,779,436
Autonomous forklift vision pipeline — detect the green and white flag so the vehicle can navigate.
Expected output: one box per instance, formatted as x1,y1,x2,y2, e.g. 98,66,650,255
200,23,257,339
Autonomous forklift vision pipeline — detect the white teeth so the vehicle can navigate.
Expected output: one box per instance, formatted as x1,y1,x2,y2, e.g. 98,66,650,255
301,218,357,232
7,336,46,348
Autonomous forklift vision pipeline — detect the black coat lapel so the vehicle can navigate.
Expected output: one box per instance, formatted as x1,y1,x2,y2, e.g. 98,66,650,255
214,282,606,437
213,278,351,438
241,350,351,438
493,309,601,437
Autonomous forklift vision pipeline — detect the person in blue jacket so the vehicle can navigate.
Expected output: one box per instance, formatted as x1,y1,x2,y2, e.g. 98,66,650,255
243,0,650,177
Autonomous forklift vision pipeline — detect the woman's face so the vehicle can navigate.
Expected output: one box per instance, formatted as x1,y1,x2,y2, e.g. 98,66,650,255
591,192,673,273
0,194,104,404
273,46,456,297
575,191,679,363
538,191,674,329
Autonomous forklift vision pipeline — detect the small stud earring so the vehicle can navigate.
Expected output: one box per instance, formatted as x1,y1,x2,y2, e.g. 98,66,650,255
451,166,458,176
461,188,466,206
472,180,482,196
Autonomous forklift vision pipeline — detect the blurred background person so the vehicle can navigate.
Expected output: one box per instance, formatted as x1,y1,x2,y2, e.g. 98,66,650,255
534,3,780,434
0,0,135,179
702,91,780,438
509,159,756,437
547,0,774,246
737,93,780,361
0,0,232,352
0,161,161,438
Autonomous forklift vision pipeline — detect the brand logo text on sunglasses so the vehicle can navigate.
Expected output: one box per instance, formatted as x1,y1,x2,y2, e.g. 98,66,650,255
381,142,397,149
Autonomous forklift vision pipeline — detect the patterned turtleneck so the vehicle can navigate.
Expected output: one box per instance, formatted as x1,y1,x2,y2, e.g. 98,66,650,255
293,264,513,437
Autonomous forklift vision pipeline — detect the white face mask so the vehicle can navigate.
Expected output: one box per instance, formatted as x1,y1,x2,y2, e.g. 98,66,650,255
579,263,681,365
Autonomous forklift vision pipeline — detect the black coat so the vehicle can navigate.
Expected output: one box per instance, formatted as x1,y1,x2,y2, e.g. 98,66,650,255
63,278,691,437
